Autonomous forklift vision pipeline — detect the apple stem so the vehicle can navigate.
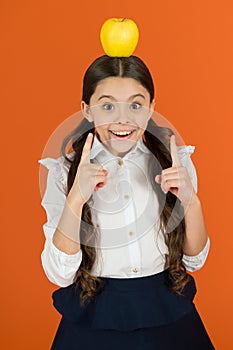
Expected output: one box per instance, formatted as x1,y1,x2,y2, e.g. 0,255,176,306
121,18,126,22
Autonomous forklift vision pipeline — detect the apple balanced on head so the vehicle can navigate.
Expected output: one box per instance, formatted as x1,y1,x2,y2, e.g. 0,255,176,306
100,18,139,57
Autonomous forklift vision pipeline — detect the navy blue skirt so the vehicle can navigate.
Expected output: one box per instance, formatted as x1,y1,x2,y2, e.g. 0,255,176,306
51,270,215,349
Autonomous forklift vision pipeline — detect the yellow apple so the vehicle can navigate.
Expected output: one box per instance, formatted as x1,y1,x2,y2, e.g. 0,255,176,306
100,18,139,57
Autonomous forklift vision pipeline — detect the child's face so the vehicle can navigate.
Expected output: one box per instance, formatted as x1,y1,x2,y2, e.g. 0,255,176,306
82,77,154,157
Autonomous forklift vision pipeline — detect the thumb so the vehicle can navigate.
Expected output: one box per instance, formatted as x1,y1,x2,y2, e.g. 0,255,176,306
155,174,161,184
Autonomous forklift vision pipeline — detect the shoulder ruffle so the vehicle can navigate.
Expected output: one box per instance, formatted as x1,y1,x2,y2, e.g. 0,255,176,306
177,145,195,156
38,151,75,190
176,145,197,193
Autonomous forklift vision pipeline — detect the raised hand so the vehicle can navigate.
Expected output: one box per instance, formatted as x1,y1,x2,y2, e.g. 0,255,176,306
68,133,108,206
155,134,196,206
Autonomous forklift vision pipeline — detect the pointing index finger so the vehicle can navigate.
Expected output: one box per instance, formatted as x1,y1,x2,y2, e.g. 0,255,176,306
80,133,93,164
170,134,181,167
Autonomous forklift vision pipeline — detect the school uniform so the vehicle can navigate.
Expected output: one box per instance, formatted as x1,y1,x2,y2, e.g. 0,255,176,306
38,134,215,349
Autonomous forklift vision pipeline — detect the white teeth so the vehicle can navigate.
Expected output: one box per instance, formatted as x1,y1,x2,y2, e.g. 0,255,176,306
111,130,133,136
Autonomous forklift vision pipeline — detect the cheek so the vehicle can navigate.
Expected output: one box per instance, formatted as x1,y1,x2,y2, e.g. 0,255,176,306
94,115,110,129
134,116,150,130
95,123,109,132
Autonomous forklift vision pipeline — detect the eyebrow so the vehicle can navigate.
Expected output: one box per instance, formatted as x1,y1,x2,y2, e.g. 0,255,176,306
97,93,146,101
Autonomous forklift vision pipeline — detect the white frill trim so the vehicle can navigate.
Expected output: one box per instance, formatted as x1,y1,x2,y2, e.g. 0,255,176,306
38,152,75,191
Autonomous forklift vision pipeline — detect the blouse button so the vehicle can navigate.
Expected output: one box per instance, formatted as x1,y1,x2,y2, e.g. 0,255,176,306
129,231,134,236
124,194,129,200
118,160,123,166
132,268,139,273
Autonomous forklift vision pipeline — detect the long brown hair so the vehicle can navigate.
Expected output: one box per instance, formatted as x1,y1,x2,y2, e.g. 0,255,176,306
61,55,190,306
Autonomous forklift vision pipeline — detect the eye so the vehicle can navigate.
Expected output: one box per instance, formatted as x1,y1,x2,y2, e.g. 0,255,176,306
102,103,114,111
130,102,142,110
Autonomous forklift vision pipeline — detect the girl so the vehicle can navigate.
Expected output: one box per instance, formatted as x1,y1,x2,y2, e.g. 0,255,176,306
38,55,215,349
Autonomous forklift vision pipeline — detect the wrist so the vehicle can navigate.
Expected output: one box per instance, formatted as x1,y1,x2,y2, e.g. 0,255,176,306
189,192,200,207
183,191,200,211
66,192,84,212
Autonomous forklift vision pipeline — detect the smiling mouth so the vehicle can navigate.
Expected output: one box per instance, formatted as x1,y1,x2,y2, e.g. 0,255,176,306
109,130,136,139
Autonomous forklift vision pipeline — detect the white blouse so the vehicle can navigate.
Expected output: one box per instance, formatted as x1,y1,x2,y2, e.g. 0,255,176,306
38,134,210,287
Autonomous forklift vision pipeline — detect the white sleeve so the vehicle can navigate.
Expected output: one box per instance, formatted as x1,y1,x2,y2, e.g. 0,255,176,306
177,145,210,271
177,145,198,193
38,156,82,287
182,237,210,272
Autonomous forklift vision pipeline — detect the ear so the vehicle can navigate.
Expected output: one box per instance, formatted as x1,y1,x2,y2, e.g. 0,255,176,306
148,99,155,118
150,99,156,112
151,99,156,110
81,101,93,122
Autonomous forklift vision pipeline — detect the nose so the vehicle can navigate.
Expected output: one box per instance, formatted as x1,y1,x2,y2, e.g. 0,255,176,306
113,103,131,124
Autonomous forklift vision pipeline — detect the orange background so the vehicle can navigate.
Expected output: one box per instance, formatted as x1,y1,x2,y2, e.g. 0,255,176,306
1,1,232,349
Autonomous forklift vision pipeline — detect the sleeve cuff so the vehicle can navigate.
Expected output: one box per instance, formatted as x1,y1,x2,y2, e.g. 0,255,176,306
182,237,210,272
41,238,83,287
50,240,83,267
